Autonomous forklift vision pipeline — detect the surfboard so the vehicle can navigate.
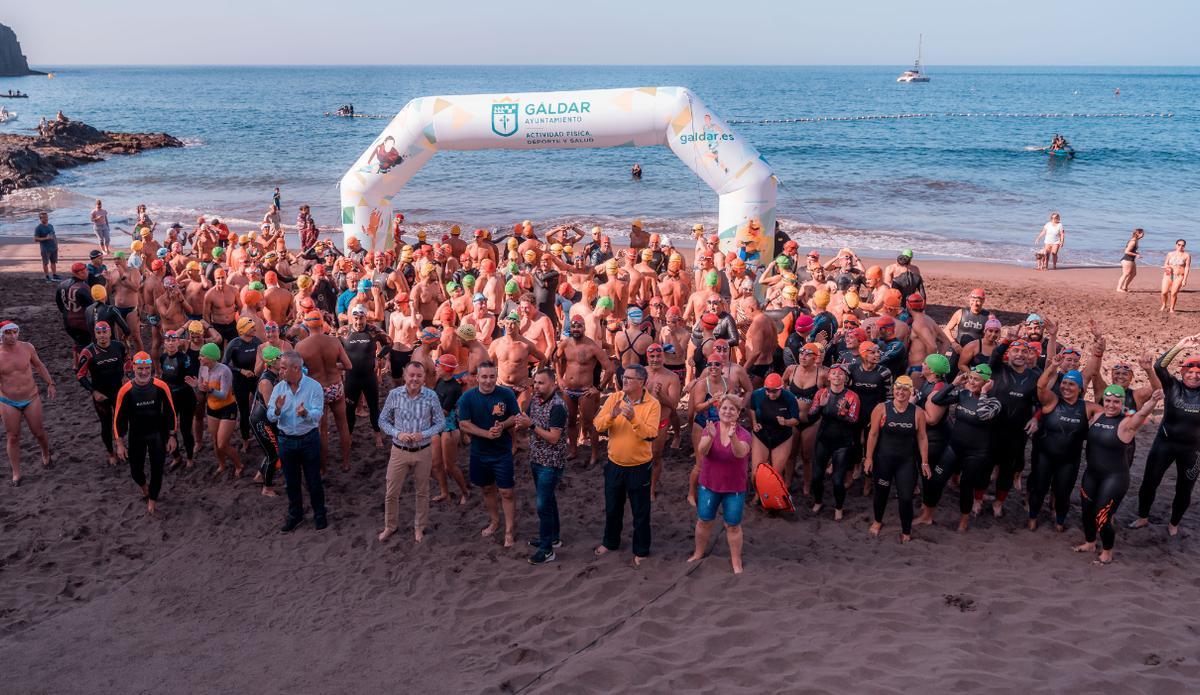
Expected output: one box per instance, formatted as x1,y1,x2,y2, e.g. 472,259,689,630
754,462,794,513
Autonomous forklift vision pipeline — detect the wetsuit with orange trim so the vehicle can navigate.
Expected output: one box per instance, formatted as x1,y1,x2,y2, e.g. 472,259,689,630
1081,413,1131,551
76,339,130,454
809,384,861,511
113,378,177,501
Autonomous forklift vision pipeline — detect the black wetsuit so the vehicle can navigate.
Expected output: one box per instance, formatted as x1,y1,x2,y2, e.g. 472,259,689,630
690,312,739,347
878,338,908,381
76,340,129,454
810,387,861,510
1029,396,1088,525
84,302,132,343
222,335,262,441
159,349,199,459
931,386,1001,514
849,362,893,434
1082,414,1131,550
250,368,281,485
989,341,1043,499
341,325,389,433
890,268,924,305
955,306,988,347
113,378,176,501
871,401,919,534
1136,355,1200,526
532,269,561,329
56,278,95,352
750,388,800,449
916,380,954,508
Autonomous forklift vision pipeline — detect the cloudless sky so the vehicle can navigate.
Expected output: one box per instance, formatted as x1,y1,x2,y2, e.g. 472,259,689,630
8,0,1199,66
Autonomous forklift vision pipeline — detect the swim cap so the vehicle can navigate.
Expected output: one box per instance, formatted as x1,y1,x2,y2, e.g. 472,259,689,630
764,373,784,389
456,324,477,341
971,364,993,380
236,317,256,335
801,342,823,355
844,292,860,309
794,314,814,333
701,312,719,329
1061,370,1084,389
894,375,914,389
984,318,1002,330
883,289,902,308
505,280,519,294
627,307,644,324
704,271,719,288
523,250,537,262
90,285,107,301
446,281,460,293
597,296,614,310
156,247,169,258
450,225,461,236
214,268,228,279
350,304,367,316
900,249,914,258
187,320,205,334
666,305,682,318
249,281,266,291
969,288,986,299
480,259,496,273
262,345,282,364
775,255,791,269
906,294,925,310
131,241,144,252
924,353,950,375
199,342,221,360
783,285,799,298
296,275,313,289
241,289,262,306
1026,313,1044,325
437,354,459,372
504,312,519,323
812,290,830,308
462,274,476,288
1103,384,1126,399
866,266,883,279
858,341,878,357
132,351,152,364
641,248,654,261
186,261,201,271
358,278,372,292
211,246,224,258
877,315,895,330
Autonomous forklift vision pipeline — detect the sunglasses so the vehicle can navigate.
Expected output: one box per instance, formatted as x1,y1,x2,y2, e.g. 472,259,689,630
164,333,179,340
133,357,152,366
843,320,860,327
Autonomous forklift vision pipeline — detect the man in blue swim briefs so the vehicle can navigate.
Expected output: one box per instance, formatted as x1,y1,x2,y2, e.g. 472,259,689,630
0,322,56,486
457,360,521,547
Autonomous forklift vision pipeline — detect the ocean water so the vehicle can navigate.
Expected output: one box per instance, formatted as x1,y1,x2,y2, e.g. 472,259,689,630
1,65,1197,265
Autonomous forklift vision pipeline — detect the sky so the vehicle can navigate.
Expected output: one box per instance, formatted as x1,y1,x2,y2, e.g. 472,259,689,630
7,0,1199,66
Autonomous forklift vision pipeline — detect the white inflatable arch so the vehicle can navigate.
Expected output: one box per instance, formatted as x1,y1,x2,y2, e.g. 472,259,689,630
339,86,777,258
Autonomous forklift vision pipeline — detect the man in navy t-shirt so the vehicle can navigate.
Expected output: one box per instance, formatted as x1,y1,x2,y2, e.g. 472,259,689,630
34,212,59,282
457,360,520,547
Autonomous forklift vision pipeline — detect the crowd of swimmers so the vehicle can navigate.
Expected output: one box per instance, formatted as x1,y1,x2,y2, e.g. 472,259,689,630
2,205,1198,571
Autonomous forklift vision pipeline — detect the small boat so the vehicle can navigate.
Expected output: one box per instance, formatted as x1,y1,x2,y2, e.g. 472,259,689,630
897,35,931,83
0,111,18,123
0,92,29,99
1047,146,1075,159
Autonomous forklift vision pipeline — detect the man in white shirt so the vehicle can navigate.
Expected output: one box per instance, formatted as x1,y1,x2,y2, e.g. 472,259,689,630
377,361,444,542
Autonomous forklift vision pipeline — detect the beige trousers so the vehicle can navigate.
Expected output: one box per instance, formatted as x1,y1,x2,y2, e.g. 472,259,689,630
383,445,431,533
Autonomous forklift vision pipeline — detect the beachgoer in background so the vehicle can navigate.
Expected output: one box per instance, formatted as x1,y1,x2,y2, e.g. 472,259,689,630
631,163,642,179
1034,212,1065,270
273,186,281,212
34,212,58,282
689,394,750,574
267,351,327,532
91,200,112,255
0,323,55,486
1116,228,1144,292
594,363,660,567
377,361,443,543
1160,239,1191,312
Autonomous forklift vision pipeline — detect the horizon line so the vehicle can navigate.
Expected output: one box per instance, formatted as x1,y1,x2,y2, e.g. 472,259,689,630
22,63,1200,70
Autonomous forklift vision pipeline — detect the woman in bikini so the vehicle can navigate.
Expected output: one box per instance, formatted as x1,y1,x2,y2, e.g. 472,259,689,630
1116,228,1144,293
1161,239,1191,313
781,342,826,494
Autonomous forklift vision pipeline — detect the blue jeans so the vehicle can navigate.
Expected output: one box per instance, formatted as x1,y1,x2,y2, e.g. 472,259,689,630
531,463,563,552
279,429,326,522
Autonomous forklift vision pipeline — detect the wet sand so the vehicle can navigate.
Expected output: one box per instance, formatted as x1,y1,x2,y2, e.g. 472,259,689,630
1,237,1198,694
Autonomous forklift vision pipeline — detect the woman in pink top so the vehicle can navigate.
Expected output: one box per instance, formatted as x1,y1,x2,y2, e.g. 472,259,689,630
688,394,751,574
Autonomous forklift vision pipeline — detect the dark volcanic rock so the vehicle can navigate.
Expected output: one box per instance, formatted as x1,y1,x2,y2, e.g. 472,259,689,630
0,118,183,195
0,23,43,77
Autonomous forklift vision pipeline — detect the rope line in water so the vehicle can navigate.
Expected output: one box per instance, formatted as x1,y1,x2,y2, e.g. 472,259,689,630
729,112,1174,124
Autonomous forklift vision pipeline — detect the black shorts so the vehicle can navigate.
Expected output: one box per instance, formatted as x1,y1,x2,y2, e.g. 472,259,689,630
207,402,238,420
748,362,771,379
389,348,412,379
213,321,237,344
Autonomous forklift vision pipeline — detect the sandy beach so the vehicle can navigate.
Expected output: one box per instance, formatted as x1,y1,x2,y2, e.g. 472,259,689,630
2,236,1198,694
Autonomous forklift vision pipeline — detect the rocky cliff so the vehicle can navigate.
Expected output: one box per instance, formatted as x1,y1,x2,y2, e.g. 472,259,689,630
0,119,182,195
0,23,44,77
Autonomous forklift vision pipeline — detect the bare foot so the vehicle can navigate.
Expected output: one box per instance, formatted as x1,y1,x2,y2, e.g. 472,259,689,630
900,534,911,544
632,556,645,568
503,533,514,548
107,453,118,467
415,529,424,543
914,508,934,526
731,562,743,574
233,466,244,479
240,440,250,454
41,451,52,468
378,528,396,542
170,457,183,471
260,487,277,497
868,522,882,537
1168,524,1180,537
1073,541,1096,553
971,499,982,516
1127,517,1150,529
374,433,383,449
811,503,823,514
210,466,226,480
1027,518,1037,531
957,515,970,533
1055,523,1066,533
1012,474,1021,491
686,552,704,563
593,545,610,557
1095,550,1114,564
185,458,194,469
834,508,844,521
992,501,1004,518
670,432,682,449
431,493,449,503
147,500,156,514
481,522,499,538
253,471,263,484
458,493,469,506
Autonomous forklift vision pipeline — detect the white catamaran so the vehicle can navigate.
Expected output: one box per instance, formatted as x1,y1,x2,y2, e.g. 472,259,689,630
897,35,931,83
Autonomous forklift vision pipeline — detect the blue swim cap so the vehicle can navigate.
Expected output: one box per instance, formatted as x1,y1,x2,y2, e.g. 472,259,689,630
473,292,487,303
1026,313,1044,325
1061,370,1084,389
156,248,169,258
357,278,372,292
627,307,644,324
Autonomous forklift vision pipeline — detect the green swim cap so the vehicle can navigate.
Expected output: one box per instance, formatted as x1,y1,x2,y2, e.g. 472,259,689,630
505,279,519,294
249,281,266,291
1104,384,1126,399
597,296,614,309
900,249,914,258
262,345,282,364
775,255,791,269
462,274,476,287
705,270,719,287
199,342,221,360
446,281,460,293
113,251,127,260
971,364,992,381
924,353,950,375
507,262,518,274
211,247,225,258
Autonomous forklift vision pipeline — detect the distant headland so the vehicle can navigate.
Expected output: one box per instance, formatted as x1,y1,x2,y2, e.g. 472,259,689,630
0,23,45,77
